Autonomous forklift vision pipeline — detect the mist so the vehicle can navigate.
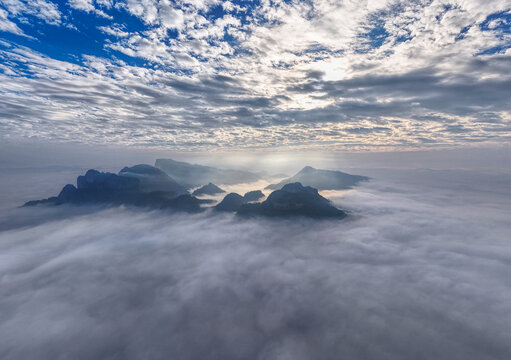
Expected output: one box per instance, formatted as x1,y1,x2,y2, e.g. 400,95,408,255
1,158,510,360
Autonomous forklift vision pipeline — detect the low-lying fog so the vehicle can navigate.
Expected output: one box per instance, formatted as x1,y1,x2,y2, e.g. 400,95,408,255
1,157,511,359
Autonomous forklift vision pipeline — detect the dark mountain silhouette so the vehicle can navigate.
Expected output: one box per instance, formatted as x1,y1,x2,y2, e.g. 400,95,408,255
23,163,350,219
192,183,226,196
266,166,369,190
243,190,265,202
24,169,203,212
155,158,260,188
215,193,245,212
238,182,346,218
215,190,265,212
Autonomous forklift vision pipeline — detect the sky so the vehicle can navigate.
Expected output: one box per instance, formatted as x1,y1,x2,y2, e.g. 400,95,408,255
0,0,510,151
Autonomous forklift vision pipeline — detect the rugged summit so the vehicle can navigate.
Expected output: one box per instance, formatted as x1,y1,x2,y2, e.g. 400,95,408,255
239,182,346,218
24,168,202,212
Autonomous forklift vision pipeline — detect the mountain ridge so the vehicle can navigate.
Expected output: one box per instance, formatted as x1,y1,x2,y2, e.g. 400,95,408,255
155,158,261,188
266,166,369,190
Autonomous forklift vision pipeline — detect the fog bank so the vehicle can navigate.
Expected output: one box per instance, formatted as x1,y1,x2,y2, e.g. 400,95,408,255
1,168,510,359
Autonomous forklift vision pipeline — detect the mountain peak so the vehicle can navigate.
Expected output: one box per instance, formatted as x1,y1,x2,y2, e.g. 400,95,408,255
192,183,225,196
281,182,318,195
215,193,245,212
299,166,315,173
238,183,346,218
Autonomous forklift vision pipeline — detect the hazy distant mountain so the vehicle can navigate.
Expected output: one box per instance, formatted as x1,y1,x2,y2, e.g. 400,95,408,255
155,158,260,188
243,190,265,202
24,169,203,212
239,182,346,218
253,170,290,180
266,166,369,190
192,183,225,196
119,164,187,195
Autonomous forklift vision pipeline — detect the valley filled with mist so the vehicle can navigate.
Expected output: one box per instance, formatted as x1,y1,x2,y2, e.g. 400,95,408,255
1,152,510,360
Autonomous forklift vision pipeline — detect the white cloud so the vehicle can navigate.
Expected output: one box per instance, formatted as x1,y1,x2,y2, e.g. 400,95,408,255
98,25,130,38
68,0,95,12
96,0,113,7
68,0,113,19
0,0,511,149
0,8,23,35
158,1,185,29
0,0,61,26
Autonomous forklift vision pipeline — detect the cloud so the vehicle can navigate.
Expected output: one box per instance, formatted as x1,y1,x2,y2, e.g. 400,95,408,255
0,0,510,149
0,8,23,35
0,0,61,27
0,167,511,359
68,0,95,12
68,0,112,19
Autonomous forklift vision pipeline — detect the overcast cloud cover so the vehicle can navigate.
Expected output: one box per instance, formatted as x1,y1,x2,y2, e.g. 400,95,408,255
1,163,511,359
0,0,511,149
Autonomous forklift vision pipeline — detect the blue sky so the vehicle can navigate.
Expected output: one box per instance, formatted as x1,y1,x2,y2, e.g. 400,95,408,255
0,0,510,150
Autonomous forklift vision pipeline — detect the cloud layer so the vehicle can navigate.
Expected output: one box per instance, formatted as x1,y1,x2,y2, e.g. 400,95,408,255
0,0,510,149
1,168,511,359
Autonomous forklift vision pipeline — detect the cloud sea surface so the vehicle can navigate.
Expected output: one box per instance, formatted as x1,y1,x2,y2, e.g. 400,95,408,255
1,167,510,359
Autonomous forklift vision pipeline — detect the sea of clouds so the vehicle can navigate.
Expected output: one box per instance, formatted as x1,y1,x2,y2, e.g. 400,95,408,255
1,167,510,359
